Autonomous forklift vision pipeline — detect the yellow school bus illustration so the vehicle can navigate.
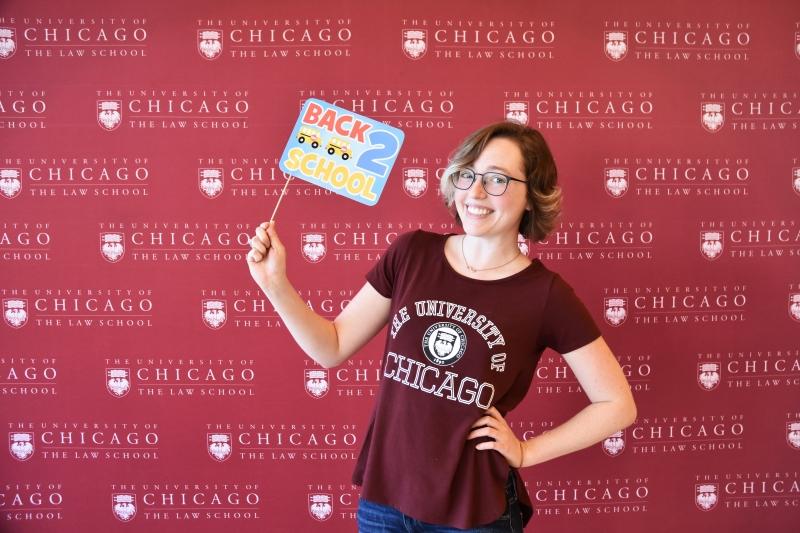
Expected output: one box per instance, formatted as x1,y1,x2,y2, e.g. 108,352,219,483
326,137,352,160
297,127,322,148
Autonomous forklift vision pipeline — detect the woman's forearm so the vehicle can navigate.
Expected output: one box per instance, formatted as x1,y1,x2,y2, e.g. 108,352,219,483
521,399,636,468
262,278,342,368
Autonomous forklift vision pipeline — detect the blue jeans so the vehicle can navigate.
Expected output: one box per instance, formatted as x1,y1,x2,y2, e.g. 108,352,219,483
356,471,524,532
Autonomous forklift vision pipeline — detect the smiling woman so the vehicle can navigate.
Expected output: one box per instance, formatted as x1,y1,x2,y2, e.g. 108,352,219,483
247,121,637,532
441,121,562,244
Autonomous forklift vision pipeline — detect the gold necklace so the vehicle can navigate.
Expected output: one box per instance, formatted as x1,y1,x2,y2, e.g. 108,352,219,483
460,235,521,273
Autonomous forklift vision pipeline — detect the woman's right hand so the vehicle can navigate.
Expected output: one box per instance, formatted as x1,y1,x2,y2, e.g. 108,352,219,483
247,221,287,293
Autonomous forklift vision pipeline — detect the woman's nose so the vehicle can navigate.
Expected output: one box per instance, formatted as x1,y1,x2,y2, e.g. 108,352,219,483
467,176,487,197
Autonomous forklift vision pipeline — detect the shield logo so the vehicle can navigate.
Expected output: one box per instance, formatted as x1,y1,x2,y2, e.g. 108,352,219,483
604,31,627,61
604,298,627,327
199,168,224,199
695,483,718,511
422,322,467,366
301,233,327,263
517,234,530,257
308,493,333,521
198,29,223,60
304,369,330,399
504,101,529,126
697,363,720,391
792,168,800,197
795,32,800,61
787,421,800,450
602,430,625,456
402,167,428,198
202,299,227,329
112,493,137,522
97,100,122,131
207,433,232,462
0,168,22,199
604,168,629,198
789,294,800,323
700,231,723,261
100,232,125,263
9,432,34,461
3,298,28,328
402,29,427,60
106,368,131,397
0,28,17,59
700,102,724,133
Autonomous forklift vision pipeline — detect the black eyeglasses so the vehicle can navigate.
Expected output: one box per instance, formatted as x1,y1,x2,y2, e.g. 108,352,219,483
450,168,527,196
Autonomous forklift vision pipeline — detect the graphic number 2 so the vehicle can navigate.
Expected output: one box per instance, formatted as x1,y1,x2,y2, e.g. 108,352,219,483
356,130,400,176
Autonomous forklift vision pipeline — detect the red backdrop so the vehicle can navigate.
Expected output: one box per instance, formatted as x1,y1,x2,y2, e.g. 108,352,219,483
1,0,799,531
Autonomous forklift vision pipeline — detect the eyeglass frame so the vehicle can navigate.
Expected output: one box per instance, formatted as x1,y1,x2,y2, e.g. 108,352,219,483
449,167,528,196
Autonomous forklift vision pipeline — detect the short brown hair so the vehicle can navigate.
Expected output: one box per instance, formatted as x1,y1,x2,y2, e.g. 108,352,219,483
440,121,562,241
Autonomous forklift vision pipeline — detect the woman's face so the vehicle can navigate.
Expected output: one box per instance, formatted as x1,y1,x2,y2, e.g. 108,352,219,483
453,137,530,241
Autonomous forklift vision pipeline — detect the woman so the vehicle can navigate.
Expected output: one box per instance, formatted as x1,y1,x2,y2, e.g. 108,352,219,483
247,122,637,532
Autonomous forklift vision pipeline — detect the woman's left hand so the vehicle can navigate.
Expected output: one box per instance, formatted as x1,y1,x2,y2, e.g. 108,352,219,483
467,406,524,468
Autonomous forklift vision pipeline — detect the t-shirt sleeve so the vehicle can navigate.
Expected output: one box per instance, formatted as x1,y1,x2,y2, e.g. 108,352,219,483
364,230,417,298
538,274,602,354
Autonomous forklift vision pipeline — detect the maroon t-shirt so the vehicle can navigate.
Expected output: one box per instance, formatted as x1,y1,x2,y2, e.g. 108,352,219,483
353,230,601,528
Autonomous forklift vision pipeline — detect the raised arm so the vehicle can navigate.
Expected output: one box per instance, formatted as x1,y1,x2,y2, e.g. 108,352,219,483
247,221,391,368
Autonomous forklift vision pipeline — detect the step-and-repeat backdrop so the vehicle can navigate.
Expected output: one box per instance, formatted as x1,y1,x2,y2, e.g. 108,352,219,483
1,0,798,531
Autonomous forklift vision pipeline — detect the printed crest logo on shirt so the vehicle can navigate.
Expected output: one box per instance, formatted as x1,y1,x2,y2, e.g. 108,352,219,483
604,31,628,61
787,421,800,450
97,100,123,131
9,431,34,461
199,168,224,199
0,28,17,59
308,493,333,521
112,493,137,522
402,167,428,198
3,298,28,328
695,483,718,511
301,233,327,263
402,29,427,59
792,168,800,196
604,298,627,326
100,232,125,262
304,369,330,399
207,433,232,462
504,101,529,125
789,294,800,322
202,299,227,329
697,363,721,391
700,231,724,260
198,30,223,60
421,322,467,366
601,429,625,456
106,368,131,397
0,168,22,199
604,168,629,198
701,102,725,132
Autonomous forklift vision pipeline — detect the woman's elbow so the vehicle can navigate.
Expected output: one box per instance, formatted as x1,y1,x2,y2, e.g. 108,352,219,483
623,396,638,427
312,349,350,369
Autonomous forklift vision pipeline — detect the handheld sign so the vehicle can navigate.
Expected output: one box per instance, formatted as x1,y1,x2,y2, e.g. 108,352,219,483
278,98,405,207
